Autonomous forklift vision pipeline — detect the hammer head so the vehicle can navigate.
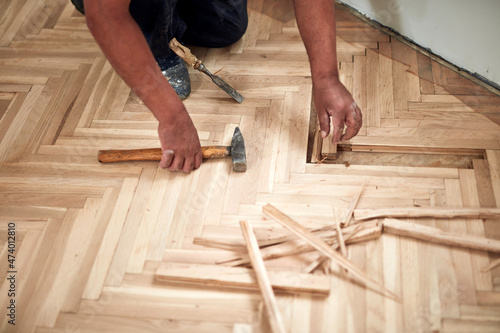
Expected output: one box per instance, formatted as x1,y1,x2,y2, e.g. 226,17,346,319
230,127,247,172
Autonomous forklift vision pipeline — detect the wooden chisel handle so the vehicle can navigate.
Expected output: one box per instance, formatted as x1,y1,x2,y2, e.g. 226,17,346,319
169,38,202,69
98,146,231,163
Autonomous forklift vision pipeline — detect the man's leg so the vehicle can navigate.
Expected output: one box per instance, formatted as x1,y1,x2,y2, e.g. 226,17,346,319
134,0,191,99
71,0,183,57
176,0,248,48
70,0,191,99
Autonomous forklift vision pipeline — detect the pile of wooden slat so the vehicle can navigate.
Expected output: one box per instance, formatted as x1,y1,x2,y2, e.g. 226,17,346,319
154,202,500,332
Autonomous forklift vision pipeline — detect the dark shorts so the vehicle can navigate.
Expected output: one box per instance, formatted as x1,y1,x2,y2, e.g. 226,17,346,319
71,0,248,58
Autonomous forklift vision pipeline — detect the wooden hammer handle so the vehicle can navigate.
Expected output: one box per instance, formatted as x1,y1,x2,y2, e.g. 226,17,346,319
169,38,202,69
98,146,230,163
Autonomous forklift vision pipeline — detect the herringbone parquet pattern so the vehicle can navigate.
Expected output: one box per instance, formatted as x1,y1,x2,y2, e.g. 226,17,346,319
1,1,500,332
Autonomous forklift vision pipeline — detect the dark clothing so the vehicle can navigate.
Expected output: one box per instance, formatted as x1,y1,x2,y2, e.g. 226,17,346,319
71,0,248,59
176,0,248,48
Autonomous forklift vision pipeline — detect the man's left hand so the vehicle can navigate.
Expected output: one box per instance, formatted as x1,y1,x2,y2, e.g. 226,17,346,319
313,77,363,145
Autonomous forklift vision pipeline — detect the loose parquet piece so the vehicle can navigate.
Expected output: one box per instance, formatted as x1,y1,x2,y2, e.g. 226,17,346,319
219,221,382,267
383,218,500,253
155,262,331,296
240,220,287,333
263,204,398,300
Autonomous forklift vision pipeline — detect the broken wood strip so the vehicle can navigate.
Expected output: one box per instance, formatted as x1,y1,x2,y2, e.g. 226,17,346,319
154,262,331,296
304,223,365,274
197,216,374,254
342,180,367,226
219,221,382,267
261,218,379,250
383,218,500,253
193,237,247,253
354,207,500,221
263,204,398,300
240,220,287,333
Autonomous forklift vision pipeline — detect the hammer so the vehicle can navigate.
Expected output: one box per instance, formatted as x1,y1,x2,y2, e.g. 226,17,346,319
97,127,247,172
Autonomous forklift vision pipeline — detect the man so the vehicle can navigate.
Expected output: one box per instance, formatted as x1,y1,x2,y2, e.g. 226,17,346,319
73,0,362,173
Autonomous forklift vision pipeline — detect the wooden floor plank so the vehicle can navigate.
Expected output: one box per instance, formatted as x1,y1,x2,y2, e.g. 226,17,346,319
487,150,500,208
0,91,29,148
0,87,45,163
35,314,235,333
459,169,494,291
12,209,79,332
104,168,157,286
83,177,139,299
36,191,116,327
0,228,41,330
365,49,381,127
445,179,478,305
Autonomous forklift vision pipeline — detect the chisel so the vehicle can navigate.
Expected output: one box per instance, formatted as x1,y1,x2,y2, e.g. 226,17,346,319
169,38,244,103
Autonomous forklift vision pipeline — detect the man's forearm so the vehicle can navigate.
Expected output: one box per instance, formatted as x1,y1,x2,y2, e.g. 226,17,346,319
293,0,339,83
85,0,183,124
83,0,203,173
294,0,362,144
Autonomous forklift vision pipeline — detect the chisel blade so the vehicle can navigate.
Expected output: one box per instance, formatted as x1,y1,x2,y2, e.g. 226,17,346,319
210,74,245,104
199,64,244,104
169,38,244,104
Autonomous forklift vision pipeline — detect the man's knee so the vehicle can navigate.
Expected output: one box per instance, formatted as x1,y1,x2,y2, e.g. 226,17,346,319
218,13,248,47
70,0,85,14
208,0,248,46
177,0,248,48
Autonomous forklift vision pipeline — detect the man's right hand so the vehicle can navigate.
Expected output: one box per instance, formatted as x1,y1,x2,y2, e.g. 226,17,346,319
157,105,202,173
85,0,202,174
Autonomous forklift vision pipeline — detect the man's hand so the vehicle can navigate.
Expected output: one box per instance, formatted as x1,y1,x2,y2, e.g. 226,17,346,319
157,105,202,173
314,77,362,144
293,0,363,144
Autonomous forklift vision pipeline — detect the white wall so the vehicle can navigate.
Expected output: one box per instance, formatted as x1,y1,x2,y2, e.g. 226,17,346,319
338,0,500,87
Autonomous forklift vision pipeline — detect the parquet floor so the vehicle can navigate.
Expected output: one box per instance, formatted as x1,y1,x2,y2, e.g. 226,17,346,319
1,0,500,332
